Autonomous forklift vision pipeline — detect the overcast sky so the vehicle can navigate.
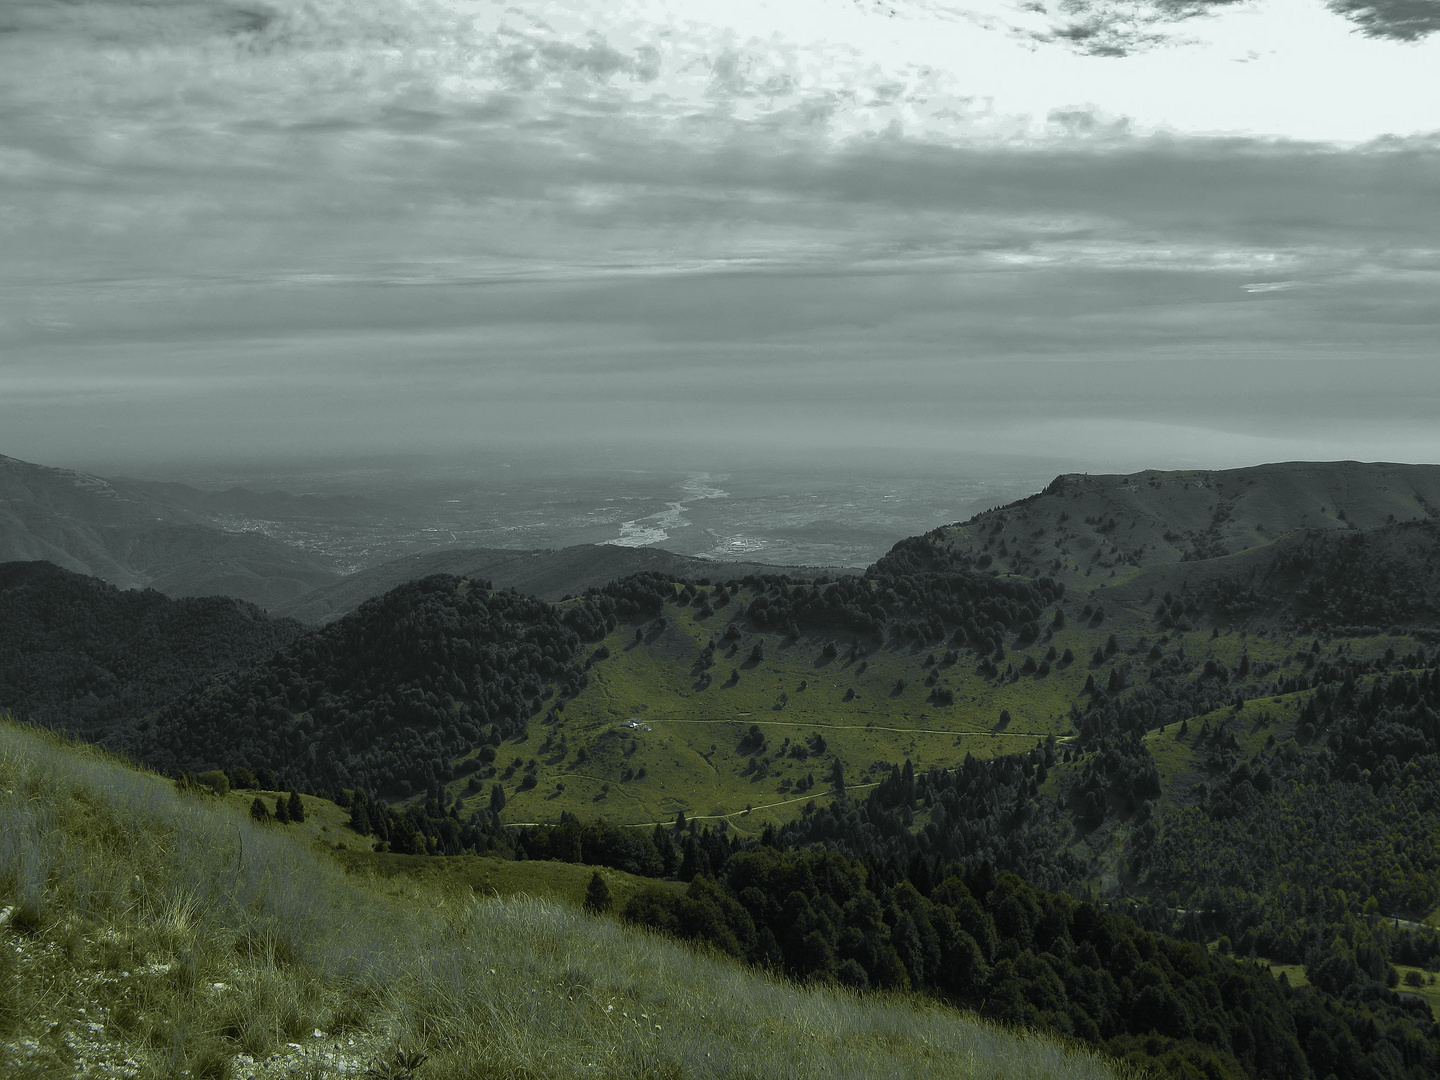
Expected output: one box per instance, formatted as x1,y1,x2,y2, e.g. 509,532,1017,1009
2,0,1437,476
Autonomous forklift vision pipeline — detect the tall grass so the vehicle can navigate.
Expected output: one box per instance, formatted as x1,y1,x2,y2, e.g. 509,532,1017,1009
0,716,1128,1079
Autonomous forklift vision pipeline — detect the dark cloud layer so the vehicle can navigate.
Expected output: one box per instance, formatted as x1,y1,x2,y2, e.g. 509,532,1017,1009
1047,0,1438,55
1328,0,1440,41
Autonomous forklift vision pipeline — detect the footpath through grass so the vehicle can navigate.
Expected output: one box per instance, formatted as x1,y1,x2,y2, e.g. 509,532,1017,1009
0,716,1128,1080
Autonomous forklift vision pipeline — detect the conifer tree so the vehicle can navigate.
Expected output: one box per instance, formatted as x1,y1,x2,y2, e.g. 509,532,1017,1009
652,823,678,876
250,796,269,823
583,870,612,915
349,798,372,836
287,790,305,823
274,794,290,823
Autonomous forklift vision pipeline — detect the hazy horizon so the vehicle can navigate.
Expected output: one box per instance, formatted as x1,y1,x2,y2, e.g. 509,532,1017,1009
3,0,1438,476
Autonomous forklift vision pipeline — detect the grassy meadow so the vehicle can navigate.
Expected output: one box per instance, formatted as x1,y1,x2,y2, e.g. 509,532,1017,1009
477,587,1133,836
466,562,1427,842
0,716,1129,1080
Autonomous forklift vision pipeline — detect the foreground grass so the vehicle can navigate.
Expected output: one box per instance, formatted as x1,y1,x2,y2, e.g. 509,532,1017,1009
0,717,1126,1080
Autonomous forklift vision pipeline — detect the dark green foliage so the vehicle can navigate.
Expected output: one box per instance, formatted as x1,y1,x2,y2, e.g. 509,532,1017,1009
1134,666,1440,973
249,797,269,823
134,575,589,797
274,794,290,824
623,848,1440,1080
287,790,304,822
736,544,1063,651
583,871,612,915
1198,521,1440,633
197,770,230,796
0,560,302,742
512,819,668,877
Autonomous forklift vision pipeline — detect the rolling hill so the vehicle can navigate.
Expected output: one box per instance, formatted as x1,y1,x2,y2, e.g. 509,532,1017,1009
9,460,1440,842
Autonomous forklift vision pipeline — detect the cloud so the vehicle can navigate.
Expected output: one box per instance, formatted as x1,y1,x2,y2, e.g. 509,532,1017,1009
1326,0,1440,41
1,0,1438,471
1033,0,1438,55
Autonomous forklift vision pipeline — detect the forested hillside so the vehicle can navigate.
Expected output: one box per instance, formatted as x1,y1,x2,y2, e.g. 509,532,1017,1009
0,560,302,739
128,574,601,797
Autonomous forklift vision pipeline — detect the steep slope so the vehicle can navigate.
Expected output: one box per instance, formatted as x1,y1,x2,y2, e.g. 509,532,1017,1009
0,561,304,740
274,542,845,624
0,453,341,606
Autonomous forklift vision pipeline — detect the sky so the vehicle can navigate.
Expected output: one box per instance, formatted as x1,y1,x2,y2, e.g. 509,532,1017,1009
1,0,1438,477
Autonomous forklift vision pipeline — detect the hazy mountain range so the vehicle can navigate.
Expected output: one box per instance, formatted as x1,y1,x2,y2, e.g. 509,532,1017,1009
0,453,851,616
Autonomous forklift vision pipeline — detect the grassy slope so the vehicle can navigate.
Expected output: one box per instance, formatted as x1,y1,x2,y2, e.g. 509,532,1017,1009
466,530,1438,838
0,717,1126,1080
484,588,1108,837
486,605,1424,840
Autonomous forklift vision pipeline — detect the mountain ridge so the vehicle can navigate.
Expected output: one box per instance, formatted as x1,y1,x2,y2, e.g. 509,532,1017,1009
0,453,343,607
273,542,849,624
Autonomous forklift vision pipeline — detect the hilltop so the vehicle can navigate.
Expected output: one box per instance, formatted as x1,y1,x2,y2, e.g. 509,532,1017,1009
935,460,1440,589
8,460,1440,842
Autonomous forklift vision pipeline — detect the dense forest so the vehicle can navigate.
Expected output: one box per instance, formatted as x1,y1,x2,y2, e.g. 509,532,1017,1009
127,574,605,796
1133,666,1440,972
0,560,302,739
623,849,1440,1080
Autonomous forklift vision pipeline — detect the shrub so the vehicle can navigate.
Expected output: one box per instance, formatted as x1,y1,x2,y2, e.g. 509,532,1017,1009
196,770,230,796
